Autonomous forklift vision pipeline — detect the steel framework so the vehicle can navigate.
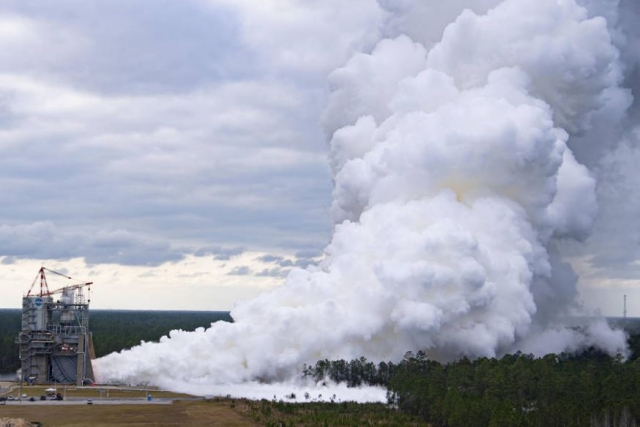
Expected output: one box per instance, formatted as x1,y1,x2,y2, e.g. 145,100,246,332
16,268,95,386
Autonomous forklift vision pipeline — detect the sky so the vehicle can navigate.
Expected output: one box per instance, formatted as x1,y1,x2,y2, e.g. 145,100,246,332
0,0,639,316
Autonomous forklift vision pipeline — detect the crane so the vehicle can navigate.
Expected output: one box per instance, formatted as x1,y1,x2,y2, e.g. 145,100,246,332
26,267,93,304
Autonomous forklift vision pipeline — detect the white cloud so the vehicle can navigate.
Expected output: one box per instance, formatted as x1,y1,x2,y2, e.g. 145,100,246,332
0,13,88,74
0,68,331,260
205,0,385,74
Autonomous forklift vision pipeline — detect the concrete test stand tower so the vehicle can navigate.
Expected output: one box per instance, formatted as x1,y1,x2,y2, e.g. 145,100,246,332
16,267,95,386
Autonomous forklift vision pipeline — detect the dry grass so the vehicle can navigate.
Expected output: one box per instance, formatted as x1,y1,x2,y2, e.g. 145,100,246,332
0,400,257,427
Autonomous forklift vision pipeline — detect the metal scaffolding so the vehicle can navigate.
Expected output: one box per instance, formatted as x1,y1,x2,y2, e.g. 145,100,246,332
16,268,95,386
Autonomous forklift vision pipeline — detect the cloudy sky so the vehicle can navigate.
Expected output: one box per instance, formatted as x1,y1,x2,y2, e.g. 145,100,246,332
0,0,639,315
0,0,383,309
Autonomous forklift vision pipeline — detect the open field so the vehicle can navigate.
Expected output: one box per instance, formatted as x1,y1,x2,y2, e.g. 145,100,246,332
0,383,427,427
0,400,257,427
0,398,428,427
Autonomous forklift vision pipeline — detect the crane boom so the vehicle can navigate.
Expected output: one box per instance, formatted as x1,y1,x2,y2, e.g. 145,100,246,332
26,267,93,301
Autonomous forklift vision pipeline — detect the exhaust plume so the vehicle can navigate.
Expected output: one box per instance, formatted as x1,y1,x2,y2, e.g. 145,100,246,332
95,0,634,394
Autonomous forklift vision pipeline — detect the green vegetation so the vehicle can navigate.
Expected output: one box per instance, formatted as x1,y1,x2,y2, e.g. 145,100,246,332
231,398,427,426
304,341,640,427
388,350,639,427
0,309,232,374
89,310,232,358
0,309,21,373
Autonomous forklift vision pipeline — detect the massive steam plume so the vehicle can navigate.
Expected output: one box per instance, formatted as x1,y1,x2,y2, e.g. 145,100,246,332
95,0,637,393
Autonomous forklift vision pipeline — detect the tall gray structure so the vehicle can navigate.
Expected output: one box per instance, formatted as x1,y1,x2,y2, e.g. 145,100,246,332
16,267,95,386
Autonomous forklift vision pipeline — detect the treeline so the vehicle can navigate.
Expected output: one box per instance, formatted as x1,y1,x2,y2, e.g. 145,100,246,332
304,346,640,427
303,357,394,387
234,398,428,426
0,310,21,373
0,309,232,373
90,310,232,358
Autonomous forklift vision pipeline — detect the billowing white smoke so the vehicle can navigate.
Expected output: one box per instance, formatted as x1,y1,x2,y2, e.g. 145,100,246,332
95,0,631,392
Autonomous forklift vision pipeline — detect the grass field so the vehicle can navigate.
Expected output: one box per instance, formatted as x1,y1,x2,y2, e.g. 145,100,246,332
0,400,257,427
0,395,429,427
1,384,427,426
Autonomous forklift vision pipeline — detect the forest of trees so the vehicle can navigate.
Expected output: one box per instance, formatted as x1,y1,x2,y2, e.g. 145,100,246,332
0,309,232,373
303,339,640,427
0,310,21,373
89,310,232,358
